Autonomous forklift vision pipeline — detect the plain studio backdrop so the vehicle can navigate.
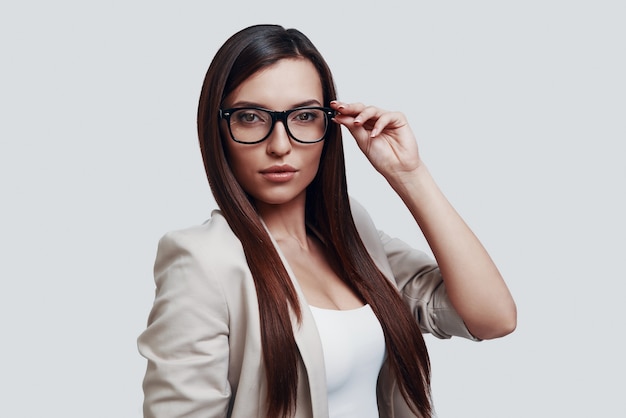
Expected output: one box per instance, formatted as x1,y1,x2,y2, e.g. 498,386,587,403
1,1,624,417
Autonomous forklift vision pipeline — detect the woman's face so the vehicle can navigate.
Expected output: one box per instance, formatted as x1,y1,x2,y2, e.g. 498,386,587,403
221,58,326,210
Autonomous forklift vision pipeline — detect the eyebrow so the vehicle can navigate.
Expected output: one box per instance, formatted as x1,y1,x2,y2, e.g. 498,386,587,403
228,99,323,109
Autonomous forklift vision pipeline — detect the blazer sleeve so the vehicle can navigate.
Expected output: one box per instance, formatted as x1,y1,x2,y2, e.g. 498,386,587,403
350,198,479,341
378,230,479,340
137,229,231,418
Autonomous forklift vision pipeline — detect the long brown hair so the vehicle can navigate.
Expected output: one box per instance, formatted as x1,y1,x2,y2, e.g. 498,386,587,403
197,24,432,418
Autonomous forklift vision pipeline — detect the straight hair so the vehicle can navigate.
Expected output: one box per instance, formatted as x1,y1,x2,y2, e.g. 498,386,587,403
197,24,432,418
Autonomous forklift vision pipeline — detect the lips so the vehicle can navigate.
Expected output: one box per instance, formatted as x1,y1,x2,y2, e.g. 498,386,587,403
260,165,297,182
260,164,297,174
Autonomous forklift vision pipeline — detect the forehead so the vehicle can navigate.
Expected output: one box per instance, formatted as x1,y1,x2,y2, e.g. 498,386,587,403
225,58,323,109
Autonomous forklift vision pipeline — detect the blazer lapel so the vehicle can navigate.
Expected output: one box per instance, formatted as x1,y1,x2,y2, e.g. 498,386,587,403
262,225,330,418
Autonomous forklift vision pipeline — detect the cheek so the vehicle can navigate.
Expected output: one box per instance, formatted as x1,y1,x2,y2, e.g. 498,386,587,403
308,144,325,172
225,146,250,183
224,142,264,196
223,126,246,168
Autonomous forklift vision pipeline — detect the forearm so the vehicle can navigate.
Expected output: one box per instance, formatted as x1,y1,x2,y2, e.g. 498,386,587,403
387,164,517,340
331,100,516,338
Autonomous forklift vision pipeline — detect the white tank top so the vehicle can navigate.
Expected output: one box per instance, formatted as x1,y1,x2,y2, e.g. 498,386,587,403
309,304,386,418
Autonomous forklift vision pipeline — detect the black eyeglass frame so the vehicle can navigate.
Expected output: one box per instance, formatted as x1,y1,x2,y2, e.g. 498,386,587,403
219,106,336,144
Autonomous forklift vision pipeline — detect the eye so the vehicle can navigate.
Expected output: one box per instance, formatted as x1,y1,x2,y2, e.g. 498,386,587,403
290,108,322,124
234,109,269,125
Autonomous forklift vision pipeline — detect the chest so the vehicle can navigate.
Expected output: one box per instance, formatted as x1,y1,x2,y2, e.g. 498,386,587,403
310,305,386,418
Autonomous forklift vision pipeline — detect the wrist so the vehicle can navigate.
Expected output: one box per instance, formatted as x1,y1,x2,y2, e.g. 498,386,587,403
386,163,432,196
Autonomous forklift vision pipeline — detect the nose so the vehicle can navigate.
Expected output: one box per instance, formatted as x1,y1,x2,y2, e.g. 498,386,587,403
266,120,292,156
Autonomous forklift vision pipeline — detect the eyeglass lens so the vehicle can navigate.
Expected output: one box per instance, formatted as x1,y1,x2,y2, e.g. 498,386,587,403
228,108,328,143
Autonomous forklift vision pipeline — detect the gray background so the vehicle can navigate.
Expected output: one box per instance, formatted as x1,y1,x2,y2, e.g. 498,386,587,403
1,1,624,416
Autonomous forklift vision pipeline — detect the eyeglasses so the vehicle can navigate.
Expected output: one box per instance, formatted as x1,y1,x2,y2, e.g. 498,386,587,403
219,106,336,144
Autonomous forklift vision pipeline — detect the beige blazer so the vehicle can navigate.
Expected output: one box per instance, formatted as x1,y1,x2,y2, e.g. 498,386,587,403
137,199,477,418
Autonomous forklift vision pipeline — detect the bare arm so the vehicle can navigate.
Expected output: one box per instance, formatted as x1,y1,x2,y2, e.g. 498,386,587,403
332,101,516,340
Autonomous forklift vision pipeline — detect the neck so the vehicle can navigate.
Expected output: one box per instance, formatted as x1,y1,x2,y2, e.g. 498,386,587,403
256,195,309,249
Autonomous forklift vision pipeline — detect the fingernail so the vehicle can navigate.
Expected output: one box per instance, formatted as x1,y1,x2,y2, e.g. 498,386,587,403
371,129,378,137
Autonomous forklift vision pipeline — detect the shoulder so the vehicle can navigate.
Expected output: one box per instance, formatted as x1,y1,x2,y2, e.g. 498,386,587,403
158,210,240,253
156,210,244,263
348,196,382,248
348,196,395,274
153,210,249,290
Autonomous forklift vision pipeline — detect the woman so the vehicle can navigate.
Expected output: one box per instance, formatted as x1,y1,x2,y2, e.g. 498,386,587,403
138,24,516,418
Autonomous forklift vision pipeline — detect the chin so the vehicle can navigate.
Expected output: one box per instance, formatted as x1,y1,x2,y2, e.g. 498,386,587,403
250,190,307,208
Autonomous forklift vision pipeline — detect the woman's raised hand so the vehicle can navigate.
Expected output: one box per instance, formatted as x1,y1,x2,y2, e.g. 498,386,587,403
331,101,517,340
331,101,422,183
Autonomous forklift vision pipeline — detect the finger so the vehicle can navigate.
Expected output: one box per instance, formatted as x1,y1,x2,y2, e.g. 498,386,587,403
369,111,407,137
333,105,385,144
330,101,366,117
353,105,384,123
352,106,406,138
331,111,373,147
